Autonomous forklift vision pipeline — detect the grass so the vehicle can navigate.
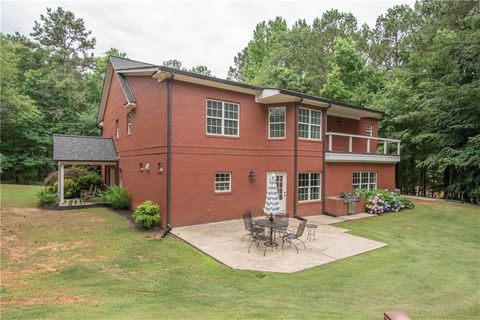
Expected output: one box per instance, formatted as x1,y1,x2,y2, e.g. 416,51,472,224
1,183,479,319
1,184,43,208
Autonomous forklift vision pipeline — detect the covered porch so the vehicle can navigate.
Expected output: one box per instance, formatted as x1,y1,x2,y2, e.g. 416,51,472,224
52,134,119,205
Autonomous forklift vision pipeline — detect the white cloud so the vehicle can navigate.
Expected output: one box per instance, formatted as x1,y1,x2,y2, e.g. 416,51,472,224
1,0,415,77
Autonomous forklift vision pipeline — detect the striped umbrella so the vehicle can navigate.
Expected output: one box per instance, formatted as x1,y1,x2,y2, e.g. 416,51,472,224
264,173,283,222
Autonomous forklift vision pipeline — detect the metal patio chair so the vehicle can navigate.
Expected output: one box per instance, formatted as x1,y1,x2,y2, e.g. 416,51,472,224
248,231,270,256
282,220,307,254
242,211,264,241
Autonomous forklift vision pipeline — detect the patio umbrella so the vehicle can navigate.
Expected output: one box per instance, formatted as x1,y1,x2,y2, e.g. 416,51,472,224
264,173,283,222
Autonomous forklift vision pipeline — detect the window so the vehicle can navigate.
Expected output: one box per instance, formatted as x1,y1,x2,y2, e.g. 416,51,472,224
127,113,132,136
353,172,377,190
268,107,286,139
366,124,373,137
298,172,321,201
115,119,120,139
298,108,322,140
206,99,239,136
215,172,231,193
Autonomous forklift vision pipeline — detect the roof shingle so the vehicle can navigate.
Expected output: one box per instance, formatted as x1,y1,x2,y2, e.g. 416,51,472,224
53,134,118,162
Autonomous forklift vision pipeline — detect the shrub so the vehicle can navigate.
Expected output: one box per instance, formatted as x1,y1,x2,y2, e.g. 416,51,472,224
104,186,130,209
356,189,415,214
36,187,59,206
76,173,103,191
133,200,160,229
44,168,91,186
53,178,79,199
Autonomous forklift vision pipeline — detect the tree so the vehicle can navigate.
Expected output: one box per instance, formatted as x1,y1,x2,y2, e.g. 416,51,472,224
31,7,96,68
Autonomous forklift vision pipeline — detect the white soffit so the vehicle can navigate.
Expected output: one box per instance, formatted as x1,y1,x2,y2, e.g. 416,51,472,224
328,105,382,120
152,71,260,95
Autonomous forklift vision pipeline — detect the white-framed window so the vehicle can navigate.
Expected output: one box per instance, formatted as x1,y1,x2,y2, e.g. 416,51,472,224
206,99,239,136
366,124,373,137
115,119,120,139
268,107,286,139
127,113,132,136
214,172,231,193
298,172,321,201
353,172,377,190
298,107,322,140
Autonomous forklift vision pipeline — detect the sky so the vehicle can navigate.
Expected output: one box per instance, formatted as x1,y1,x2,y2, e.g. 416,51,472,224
1,0,415,77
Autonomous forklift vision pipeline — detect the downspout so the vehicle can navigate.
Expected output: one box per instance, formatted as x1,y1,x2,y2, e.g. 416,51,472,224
293,98,303,218
163,72,175,237
322,103,332,214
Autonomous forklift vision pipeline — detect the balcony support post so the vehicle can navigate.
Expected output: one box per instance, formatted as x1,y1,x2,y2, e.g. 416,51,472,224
348,136,352,153
397,142,401,155
367,139,371,153
328,134,332,152
383,141,387,155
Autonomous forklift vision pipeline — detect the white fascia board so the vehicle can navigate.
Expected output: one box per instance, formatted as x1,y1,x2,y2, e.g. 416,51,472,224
325,152,400,163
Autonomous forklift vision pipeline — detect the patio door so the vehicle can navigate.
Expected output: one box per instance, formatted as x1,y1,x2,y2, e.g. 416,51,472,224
267,172,287,212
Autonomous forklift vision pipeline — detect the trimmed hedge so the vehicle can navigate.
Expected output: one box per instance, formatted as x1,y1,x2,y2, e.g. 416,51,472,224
133,200,160,229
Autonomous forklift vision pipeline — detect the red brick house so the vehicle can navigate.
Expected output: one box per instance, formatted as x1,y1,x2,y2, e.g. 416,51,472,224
94,56,400,227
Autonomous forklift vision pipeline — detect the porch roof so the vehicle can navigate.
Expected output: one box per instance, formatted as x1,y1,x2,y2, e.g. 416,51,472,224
53,134,118,163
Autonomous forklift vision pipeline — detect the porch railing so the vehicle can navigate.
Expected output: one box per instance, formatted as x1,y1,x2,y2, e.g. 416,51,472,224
325,132,401,156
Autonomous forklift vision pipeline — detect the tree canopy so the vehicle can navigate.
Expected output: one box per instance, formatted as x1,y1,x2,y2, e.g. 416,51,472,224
1,2,479,203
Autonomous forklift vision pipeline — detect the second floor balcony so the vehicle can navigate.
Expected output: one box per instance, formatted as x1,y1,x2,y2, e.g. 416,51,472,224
325,132,401,163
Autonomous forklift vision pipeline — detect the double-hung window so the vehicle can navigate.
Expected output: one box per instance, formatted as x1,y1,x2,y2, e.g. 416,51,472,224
127,113,132,136
353,172,377,190
268,107,286,139
298,172,321,201
214,172,231,193
206,99,239,136
298,107,322,140
366,124,373,137
115,119,120,139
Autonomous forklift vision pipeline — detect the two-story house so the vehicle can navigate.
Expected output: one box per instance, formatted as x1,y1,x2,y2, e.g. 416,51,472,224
90,56,400,227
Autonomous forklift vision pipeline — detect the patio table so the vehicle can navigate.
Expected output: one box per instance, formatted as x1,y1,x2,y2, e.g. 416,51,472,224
255,219,288,248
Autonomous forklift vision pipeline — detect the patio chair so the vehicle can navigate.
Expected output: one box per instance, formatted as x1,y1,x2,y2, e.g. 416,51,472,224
248,231,270,256
80,185,95,201
282,220,307,254
242,212,264,241
273,213,289,239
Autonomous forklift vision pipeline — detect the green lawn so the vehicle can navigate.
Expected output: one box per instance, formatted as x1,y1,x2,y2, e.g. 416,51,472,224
1,184,43,208
1,184,479,319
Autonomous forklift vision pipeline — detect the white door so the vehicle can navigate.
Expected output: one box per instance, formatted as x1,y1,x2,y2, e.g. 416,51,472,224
267,172,287,212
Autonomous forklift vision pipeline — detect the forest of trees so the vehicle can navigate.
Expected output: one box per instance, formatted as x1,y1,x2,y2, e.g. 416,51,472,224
1,1,479,203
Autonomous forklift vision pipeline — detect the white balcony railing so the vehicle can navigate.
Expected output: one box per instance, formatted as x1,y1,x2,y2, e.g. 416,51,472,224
325,132,401,156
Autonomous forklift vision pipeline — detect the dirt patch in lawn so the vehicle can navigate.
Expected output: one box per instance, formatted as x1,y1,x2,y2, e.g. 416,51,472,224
1,295,88,305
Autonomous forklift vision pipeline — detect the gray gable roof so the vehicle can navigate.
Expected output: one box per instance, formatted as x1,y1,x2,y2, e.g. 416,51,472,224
53,134,118,162
110,56,155,70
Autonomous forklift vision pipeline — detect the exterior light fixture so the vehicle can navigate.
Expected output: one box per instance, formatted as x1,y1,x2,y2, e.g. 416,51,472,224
139,163,144,172
144,163,150,172
157,163,163,174
249,170,257,180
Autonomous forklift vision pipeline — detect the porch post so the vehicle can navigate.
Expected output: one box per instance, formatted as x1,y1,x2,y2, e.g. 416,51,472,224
383,141,387,155
58,162,65,204
367,139,371,153
348,136,353,153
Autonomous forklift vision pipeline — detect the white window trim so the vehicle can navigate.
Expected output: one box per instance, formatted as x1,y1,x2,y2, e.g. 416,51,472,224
268,106,286,139
214,172,232,193
298,107,322,141
298,172,322,202
115,119,120,139
127,113,132,136
206,99,240,137
353,171,377,191
366,124,373,137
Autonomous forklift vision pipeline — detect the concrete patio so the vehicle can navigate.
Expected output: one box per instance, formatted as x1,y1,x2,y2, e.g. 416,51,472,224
171,214,387,273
